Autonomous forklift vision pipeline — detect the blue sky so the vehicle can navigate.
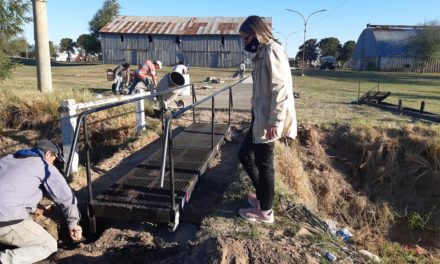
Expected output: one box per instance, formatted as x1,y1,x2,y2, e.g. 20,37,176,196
24,0,439,57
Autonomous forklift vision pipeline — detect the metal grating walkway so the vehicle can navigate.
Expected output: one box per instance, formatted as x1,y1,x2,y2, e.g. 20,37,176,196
92,122,230,225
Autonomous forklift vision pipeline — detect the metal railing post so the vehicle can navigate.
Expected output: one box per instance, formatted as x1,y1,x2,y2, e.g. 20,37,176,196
167,120,176,209
160,117,170,188
228,86,233,126
83,117,96,235
211,97,215,150
191,84,196,124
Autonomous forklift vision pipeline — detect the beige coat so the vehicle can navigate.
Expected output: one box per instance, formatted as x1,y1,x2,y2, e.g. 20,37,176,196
251,39,297,143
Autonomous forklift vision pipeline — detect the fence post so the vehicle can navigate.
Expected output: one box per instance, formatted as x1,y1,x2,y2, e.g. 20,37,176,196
420,101,425,113
397,99,403,112
60,99,79,174
135,90,146,134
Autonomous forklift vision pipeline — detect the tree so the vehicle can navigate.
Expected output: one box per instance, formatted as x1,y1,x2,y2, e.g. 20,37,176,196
0,0,31,80
4,36,28,56
408,20,440,73
337,40,356,66
49,41,57,58
59,38,76,62
0,0,31,40
77,34,101,60
319,37,341,57
296,39,319,67
89,0,120,36
0,52,15,80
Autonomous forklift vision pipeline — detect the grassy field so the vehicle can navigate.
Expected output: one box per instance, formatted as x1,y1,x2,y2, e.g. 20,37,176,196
1,60,237,97
293,69,440,127
0,62,439,130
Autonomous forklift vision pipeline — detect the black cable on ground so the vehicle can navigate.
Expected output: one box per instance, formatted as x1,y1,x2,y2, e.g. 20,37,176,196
278,195,368,263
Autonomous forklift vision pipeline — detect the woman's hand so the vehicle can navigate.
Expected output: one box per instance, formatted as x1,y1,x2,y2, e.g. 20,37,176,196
265,125,278,140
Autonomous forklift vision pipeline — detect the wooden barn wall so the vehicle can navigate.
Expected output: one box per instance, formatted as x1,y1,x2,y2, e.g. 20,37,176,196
353,56,440,73
101,33,253,68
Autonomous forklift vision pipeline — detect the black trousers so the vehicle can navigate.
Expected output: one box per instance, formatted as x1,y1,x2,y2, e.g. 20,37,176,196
238,123,275,211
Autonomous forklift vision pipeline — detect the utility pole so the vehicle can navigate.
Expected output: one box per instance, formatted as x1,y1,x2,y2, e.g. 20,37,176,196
276,31,297,57
287,8,326,76
32,0,53,92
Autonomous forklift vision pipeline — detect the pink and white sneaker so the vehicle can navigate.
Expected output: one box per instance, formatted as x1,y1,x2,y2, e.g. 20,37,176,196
247,193,260,208
239,207,274,224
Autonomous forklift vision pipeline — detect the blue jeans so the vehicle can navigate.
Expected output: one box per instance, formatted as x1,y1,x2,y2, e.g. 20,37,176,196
128,77,150,95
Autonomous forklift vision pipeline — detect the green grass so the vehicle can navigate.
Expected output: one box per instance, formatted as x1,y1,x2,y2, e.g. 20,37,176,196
293,69,440,127
1,60,237,98
2,61,438,127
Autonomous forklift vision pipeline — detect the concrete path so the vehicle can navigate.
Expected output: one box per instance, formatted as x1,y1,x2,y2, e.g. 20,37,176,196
180,77,253,111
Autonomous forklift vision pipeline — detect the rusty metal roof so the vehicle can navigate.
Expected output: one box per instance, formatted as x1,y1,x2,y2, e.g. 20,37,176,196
100,16,272,35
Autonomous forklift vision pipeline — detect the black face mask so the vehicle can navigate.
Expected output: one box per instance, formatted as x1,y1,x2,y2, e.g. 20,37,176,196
244,37,260,53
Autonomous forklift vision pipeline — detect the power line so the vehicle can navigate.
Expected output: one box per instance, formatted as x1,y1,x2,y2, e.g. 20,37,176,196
313,0,350,25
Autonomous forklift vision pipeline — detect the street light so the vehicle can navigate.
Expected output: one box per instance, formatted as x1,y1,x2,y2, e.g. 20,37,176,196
275,31,297,57
287,8,326,76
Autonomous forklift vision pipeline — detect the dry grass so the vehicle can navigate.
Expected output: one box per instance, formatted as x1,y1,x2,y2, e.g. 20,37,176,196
275,143,317,209
274,123,440,256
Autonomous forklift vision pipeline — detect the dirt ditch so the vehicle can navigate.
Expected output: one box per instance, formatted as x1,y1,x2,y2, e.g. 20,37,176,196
1,110,440,263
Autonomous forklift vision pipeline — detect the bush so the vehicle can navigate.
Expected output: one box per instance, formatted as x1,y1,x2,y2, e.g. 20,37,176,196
0,52,16,81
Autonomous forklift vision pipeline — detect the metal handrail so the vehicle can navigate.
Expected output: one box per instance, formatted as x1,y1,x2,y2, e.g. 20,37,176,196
63,83,195,233
64,83,195,178
158,76,250,191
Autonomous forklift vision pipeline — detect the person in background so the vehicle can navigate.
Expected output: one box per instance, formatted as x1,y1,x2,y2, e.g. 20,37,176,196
0,140,82,263
239,60,246,79
112,62,130,95
237,15,297,224
127,60,162,95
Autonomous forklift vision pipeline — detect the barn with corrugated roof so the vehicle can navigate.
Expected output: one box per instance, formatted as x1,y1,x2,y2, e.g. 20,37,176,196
99,16,272,68
352,24,440,72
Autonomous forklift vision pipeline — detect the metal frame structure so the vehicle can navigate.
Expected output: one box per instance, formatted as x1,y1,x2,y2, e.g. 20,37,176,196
64,78,248,233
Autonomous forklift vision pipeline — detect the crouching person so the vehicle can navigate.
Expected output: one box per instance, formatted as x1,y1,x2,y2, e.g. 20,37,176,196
0,140,82,264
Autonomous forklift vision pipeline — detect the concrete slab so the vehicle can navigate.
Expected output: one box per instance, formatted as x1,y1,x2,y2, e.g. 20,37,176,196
178,78,253,111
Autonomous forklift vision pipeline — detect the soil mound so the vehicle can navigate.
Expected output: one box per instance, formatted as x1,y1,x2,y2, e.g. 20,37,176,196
282,124,440,252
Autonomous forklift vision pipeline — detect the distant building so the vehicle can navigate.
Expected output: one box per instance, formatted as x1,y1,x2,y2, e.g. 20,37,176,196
352,24,440,72
55,47,80,62
99,16,272,68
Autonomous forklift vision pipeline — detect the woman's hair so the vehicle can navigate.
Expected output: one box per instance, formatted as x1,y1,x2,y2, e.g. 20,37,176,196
239,15,274,43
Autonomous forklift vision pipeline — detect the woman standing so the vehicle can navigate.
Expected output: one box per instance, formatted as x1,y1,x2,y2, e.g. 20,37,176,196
238,15,297,223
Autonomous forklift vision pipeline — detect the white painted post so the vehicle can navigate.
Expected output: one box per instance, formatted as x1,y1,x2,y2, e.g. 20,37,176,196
60,99,79,174
135,90,146,134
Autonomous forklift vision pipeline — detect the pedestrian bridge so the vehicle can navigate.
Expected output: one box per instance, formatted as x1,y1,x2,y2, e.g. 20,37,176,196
64,78,250,232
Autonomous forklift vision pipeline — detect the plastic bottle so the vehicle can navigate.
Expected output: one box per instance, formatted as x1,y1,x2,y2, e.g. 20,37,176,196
323,250,337,262
336,228,352,242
